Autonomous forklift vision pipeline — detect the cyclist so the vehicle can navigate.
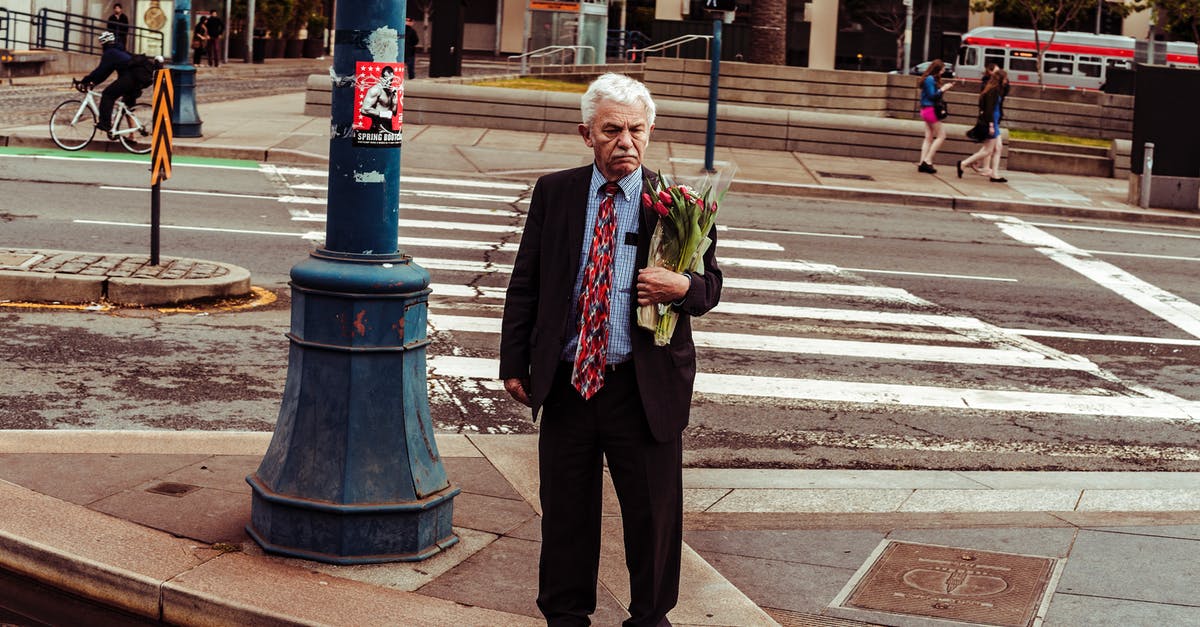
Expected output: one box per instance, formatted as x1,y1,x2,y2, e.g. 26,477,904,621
79,31,142,138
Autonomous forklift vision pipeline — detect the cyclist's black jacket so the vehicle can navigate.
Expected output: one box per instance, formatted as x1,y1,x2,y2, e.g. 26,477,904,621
82,45,133,86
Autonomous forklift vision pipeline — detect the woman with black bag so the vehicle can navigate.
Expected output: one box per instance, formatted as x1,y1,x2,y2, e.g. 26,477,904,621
917,59,955,174
957,70,1006,182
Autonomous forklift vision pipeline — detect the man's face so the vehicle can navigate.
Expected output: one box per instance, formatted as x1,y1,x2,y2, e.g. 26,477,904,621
114,5,123,14
579,99,653,182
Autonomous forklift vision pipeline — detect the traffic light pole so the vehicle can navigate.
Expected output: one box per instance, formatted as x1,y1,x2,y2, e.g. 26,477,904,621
246,1,459,564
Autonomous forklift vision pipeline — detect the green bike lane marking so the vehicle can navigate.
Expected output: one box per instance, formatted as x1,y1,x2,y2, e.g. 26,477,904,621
0,145,257,169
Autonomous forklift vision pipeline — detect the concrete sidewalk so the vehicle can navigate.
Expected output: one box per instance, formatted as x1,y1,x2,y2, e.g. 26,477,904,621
2,430,1198,625
2,88,1199,625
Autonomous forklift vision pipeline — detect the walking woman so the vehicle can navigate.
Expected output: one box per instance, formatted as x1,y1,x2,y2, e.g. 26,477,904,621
957,70,1005,181
917,59,955,173
192,16,209,66
985,69,1010,183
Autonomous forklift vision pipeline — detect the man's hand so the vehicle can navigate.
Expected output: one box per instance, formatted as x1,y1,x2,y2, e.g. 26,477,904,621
504,377,531,407
637,267,690,306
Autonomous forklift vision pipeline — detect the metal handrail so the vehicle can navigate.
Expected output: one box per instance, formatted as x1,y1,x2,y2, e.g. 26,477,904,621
0,8,163,57
636,34,712,60
507,45,596,73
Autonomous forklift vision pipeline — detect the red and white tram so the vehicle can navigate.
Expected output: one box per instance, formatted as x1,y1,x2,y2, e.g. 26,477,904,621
955,26,1199,89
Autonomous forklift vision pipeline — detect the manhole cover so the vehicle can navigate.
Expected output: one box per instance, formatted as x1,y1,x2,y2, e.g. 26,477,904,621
815,171,875,181
146,482,201,497
837,541,1057,627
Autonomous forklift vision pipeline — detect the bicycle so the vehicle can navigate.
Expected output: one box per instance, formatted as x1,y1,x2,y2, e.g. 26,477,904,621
49,79,152,155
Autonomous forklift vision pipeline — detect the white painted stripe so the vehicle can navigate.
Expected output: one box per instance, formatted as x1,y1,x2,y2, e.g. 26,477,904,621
431,284,510,299
1003,328,1200,347
1087,249,1200,263
74,219,306,238
262,165,530,190
718,225,864,240
398,219,520,234
711,303,984,328
985,214,1200,340
427,356,1200,421
844,266,1018,283
301,226,779,252
428,314,1096,370
100,185,277,200
1028,221,1200,241
290,205,523,220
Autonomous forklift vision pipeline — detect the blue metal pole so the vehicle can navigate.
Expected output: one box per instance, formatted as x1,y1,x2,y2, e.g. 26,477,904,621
704,17,722,173
246,1,459,564
167,0,202,137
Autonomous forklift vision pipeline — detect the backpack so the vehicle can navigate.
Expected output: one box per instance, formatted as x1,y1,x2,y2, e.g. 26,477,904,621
127,53,161,89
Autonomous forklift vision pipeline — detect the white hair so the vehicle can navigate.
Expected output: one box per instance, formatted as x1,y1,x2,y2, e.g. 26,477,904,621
580,73,656,127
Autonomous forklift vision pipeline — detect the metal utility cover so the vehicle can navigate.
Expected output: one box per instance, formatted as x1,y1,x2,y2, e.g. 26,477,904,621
840,541,1057,627
146,482,201,497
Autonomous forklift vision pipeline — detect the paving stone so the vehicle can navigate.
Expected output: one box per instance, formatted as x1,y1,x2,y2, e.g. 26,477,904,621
685,528,886,570
90,484,251,545
887,527,1077,558
1044,593,1200,625
696,552,857,616
443,456,524,501
1054,529,1200,606
0,452,208,506
159,454,261,493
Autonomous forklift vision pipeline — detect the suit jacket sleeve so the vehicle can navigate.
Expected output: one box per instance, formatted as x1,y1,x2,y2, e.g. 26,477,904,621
498,176,546,381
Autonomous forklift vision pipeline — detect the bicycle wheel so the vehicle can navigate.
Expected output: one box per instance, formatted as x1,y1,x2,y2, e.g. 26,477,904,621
116,103,152,154
49,99,96,151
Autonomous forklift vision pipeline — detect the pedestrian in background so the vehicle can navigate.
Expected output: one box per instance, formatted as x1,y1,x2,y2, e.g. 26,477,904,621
985,69,1010,183
106,3,130,50
917,59,954,174
500,73,723,626
192,16,209,67
957,70,1005,181
404,17,419,80
206,12,225,67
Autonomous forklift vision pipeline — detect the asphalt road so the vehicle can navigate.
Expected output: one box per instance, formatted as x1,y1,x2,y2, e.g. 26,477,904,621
2,148,1200,471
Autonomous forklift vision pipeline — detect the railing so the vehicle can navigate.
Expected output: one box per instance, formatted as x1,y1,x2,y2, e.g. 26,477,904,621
507,45,597,73
635,34,713,61
0,8,163,57
606,29,651,61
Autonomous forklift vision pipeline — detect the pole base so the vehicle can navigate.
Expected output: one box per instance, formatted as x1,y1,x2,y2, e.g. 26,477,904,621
247,473,460,564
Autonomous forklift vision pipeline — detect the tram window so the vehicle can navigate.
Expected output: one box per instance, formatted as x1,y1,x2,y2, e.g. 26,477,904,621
962,47,978,66
1044,52,1074,74
1106,58,1132,70
1078,55,1102,77
1010,51,1038,71
984,48,1005,68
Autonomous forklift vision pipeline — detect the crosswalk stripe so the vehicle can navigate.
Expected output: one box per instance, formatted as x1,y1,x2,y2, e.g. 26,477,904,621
427,356,1200,421
261,165,531,190
426,314,1097,371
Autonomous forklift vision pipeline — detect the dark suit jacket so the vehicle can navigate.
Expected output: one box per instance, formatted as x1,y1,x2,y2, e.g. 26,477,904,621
499,164,722,442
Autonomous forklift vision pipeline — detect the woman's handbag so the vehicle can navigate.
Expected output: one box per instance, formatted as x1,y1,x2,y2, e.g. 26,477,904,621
966,119,988,142
934,95,949,121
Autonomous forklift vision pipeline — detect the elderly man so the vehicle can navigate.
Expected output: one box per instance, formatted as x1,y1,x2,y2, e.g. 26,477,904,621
499,73,722,626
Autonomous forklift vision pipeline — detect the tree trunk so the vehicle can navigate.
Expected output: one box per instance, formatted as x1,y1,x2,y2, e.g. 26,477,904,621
749,0,787,64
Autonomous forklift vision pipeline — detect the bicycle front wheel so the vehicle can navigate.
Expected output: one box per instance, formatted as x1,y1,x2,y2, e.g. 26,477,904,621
116,103,152,155
49,99,96,151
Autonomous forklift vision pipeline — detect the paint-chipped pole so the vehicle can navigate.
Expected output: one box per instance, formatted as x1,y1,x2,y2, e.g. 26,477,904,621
245,1,460,564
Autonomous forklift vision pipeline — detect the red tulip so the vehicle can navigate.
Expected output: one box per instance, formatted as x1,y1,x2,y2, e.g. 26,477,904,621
709,200,718,213
641,192,653,209
658,190,673,205
653,200,669,217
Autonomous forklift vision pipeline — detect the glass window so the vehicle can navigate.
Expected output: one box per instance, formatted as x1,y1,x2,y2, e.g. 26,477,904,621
1107,58,1132,69
960,47,978,66
1078,55,1102,77
1044,52,1074,74
1009,51,1037,72
984,48,1005,69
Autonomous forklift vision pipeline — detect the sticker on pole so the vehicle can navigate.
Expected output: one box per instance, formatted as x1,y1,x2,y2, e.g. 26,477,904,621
352,61,404,147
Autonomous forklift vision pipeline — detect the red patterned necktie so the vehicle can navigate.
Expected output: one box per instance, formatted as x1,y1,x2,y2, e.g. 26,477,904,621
572,182,621,400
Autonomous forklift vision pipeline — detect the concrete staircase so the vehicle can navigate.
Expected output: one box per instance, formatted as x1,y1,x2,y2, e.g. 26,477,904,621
1007,139,1113,177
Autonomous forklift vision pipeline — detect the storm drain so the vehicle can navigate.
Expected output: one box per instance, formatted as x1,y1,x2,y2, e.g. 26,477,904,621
815,171,875,181
835,541,1058,627
145,482,201,497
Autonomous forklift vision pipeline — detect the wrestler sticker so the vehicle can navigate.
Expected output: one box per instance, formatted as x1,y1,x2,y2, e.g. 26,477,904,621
352,61,404,147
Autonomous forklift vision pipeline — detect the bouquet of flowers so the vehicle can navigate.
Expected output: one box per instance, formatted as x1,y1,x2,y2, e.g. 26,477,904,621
637,167,736,346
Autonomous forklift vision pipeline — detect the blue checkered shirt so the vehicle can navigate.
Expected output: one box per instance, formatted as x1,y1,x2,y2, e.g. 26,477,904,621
562,166,643,366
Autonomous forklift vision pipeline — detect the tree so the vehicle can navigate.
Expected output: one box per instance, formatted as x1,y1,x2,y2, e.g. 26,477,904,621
749,0,787,64
844,0,912,69
970,0,1097,88
1148,0,1200,43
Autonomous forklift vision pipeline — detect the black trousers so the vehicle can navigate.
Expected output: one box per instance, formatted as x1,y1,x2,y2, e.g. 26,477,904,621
537,362,682,627
98,75,139,132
